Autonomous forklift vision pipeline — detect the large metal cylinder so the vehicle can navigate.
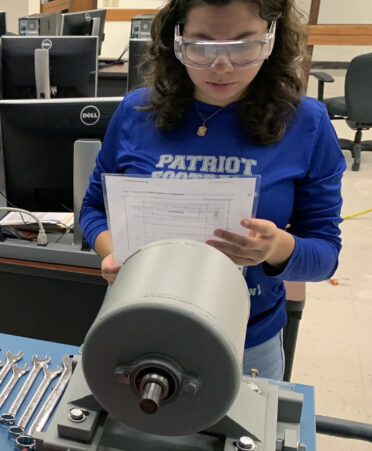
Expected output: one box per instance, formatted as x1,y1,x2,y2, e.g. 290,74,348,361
82,239,250,436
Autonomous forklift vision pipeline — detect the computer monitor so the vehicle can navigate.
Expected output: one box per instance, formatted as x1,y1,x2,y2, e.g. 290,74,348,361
0,97,122,213
0,11,6,37
60,9,106,55
0,36,98,99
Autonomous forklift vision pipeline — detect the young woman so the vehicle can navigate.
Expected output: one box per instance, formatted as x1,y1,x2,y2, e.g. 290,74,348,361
80,0,346,380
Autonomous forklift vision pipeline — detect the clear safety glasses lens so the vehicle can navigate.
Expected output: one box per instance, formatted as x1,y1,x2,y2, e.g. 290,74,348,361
183,41,264,66
174,22,276,68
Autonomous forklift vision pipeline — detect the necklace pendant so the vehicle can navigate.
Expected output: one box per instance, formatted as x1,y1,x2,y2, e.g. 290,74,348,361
197,125,207,137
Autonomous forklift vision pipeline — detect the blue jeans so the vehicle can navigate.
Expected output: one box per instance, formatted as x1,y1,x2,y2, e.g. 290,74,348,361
242,330,285,380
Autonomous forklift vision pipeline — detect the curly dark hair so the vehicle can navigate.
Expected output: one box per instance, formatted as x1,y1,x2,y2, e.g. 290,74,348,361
139,0,307,145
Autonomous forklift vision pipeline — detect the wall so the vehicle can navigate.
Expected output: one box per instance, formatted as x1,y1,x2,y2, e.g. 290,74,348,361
296,0,372,62
100,0,372,62
0,0,370,61
98,0,164,59
0,0,40,33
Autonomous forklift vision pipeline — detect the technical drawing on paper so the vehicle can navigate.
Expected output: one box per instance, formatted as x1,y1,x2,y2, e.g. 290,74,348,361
123,195,230,251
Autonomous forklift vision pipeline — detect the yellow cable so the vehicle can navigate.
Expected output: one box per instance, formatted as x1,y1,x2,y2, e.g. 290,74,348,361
342,208,372,220
329,207,372,284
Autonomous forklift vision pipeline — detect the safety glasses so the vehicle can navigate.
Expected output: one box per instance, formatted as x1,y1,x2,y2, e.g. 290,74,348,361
174,21,276,69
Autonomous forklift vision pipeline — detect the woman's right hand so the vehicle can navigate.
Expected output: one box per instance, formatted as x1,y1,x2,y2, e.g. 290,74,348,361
101,253,121,285
94,231,120,284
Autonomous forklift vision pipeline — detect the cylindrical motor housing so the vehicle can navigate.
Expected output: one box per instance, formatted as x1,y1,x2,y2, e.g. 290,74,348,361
82,239,250,436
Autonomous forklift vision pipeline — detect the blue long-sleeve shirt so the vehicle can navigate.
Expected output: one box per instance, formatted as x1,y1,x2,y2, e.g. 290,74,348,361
80,88,346,347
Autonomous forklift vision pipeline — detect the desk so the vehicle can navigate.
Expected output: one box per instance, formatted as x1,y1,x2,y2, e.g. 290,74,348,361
0,257,106,345
98,62,128,97
0,333,316,451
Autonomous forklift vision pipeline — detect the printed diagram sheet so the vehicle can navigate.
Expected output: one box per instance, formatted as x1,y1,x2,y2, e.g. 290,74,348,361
125,197,228,248
104,175,259,264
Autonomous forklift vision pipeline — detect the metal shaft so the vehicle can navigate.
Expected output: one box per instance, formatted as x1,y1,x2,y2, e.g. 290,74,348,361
138,372,170,414
140,382,163,414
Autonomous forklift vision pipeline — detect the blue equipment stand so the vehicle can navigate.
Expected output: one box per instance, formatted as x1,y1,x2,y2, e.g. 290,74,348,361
0,333,316,451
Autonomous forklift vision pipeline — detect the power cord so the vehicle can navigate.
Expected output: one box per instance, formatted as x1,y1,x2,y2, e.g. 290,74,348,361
0,190,73,242
99,42,129,69
343,207,372,220
329,207,372,285
0,207,48,246
116,42,129,63
0,190,33,228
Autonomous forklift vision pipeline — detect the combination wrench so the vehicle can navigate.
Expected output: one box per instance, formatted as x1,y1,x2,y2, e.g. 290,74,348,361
15,354,73,450
0,355,50,426
8,363,62,438
0,363,29,409
0,351,23,385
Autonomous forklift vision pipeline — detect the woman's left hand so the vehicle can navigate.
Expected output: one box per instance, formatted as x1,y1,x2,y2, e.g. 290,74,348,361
206,218,295,268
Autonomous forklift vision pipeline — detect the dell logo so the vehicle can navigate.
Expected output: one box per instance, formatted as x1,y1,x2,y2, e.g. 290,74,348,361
41,39,53,50
80,106,100,126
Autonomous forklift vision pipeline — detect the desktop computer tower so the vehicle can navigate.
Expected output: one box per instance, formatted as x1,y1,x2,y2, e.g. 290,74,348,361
127,39,152,92
127,14,155,92
130,14,155,39
0,11,6,37
19,13,59,36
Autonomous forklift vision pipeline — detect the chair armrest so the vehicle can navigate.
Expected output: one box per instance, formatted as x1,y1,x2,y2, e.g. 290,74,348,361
309,72,335,102
310,72,335,83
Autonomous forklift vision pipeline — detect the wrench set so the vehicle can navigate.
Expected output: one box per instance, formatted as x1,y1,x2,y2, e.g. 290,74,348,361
0,350,73,450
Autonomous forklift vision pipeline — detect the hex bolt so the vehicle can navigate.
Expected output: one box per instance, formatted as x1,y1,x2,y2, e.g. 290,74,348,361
182,379,200,395
246,382,261,394
250,368,259,378
236,436,256,450
68,408,86,423
114,367,130,384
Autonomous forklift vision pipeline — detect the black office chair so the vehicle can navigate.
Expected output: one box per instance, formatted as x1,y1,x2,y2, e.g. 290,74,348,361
311,53,372,171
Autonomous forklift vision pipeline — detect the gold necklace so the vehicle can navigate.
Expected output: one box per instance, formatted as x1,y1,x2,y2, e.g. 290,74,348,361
194,104,224,137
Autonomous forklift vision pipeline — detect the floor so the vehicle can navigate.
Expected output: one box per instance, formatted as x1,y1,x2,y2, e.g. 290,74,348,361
291,70,372,450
